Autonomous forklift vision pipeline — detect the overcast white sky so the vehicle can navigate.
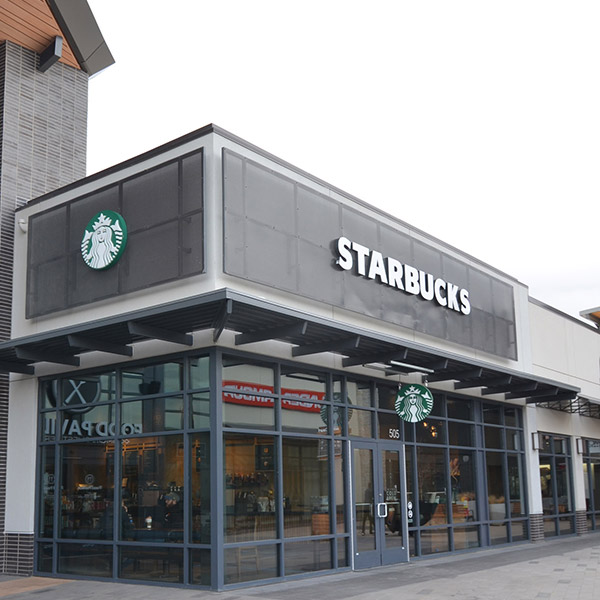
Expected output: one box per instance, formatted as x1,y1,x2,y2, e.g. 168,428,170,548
86,1,600,322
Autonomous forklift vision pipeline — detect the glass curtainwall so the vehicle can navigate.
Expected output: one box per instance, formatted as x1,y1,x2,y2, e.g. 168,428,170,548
582,439,600,531
36,349,528,588
539,433,574,537
37,356,211,586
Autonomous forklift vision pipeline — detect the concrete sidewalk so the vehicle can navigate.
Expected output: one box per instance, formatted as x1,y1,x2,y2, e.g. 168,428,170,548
1,532,599,599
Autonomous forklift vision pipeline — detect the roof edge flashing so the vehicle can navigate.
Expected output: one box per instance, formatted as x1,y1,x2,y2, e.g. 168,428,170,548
46,0,115,76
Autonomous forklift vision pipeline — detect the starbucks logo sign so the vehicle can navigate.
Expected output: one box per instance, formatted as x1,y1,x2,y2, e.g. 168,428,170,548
81,211,127,270
395,384,434,423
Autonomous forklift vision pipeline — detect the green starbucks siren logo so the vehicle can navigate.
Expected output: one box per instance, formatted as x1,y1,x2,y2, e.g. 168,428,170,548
395,384,434,423
81,211,127,270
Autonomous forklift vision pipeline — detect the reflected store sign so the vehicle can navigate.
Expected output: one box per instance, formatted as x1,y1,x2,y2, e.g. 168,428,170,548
45,418,142,438
335,236,471,315
223,380,324,412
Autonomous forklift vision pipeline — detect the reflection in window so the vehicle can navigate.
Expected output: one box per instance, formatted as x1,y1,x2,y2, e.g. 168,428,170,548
280,369,326,400
285,540,332,575
223,393,275,430
120,546,183,583
450,450,477,522
121,435,184,542
224,544,277,585
447,422,474,447
282,401,328,435
482,404,502,425
508,454,525,516
39,446,55,538
415,419,446,445
222,358,274,390
375,385,397,411
540,461,554,513
347,408,373,438
222,361,276,430
420,528,449,555
283,437,330,537
191,394,210,429
347,380,372,407
453,526,479,550
59,442,115,541
58,372,116,409
122,362,184,397
121,397,184,433
484,427,503,449
539,433,574,536
42,412,56,442
60,404,114,440
555,457,572,513
191,433,210,543
189,356,210,390
58,543,113,578
446,398,472,421
224,434,276,543
334,445,346,533
417,447,448,527
486,452,506,521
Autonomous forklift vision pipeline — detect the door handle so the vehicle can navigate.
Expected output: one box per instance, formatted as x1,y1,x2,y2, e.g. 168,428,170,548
377,502,388,518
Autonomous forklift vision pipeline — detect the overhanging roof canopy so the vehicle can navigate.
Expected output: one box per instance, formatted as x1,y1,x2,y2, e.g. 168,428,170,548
0,0,113,76
580,306,600,327
0,289,580,406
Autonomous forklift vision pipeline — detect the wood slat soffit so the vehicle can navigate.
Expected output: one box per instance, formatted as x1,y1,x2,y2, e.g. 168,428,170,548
0,0,79,69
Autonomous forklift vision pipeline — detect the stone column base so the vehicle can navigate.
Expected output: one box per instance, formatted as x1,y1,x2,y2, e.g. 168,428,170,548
529,513,544,542
575,510,588,536
1,533,34,575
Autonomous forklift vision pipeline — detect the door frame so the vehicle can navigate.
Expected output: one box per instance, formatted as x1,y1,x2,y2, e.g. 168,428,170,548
350,440,410,569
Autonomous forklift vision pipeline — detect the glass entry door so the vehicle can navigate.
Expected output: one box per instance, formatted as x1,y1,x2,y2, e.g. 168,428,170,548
352,441,409,569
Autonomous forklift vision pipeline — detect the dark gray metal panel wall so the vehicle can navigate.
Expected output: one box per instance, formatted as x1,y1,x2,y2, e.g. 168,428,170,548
0,40,88,575
222,150,517,360
25,150,205,318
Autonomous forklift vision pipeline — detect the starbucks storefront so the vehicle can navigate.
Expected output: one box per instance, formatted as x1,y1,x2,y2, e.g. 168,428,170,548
4,125,579,589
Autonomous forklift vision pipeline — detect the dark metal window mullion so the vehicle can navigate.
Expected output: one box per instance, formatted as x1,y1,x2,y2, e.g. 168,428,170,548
211,348,225,590
52,383,64,574
274,363,284,577
326,373,337,568
113,366,124,577
182,354,191,584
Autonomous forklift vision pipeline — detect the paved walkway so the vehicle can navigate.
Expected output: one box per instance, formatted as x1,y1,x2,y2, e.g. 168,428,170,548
1,532,599,599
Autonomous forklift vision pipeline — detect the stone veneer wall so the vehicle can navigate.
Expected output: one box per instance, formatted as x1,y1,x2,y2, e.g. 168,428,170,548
0,40,88,575
530,513,544,542
575,510,588,536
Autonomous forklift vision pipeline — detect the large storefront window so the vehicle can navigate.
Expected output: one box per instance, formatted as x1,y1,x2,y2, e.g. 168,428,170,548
38,356,211,585
221,358,345,585
582,439,600,530
36,351,527,589
405,398,526,555
539,433,574,537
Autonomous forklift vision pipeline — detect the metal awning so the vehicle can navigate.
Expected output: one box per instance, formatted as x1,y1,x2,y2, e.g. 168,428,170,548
0,288,580,404
535,395,600,417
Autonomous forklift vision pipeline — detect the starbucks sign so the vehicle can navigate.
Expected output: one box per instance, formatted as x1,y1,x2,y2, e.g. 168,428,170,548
81,211,127,270
395,384,434,423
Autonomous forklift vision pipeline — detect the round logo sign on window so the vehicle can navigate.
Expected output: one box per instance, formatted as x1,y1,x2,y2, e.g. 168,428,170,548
395,384,434,423
81,211,127,270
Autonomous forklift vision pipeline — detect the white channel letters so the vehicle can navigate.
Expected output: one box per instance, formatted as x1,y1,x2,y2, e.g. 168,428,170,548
336,236,471,315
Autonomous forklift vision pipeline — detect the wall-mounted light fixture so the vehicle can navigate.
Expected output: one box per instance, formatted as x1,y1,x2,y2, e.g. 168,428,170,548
531,432,542,451
576,438,585,455
17,218,28,233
